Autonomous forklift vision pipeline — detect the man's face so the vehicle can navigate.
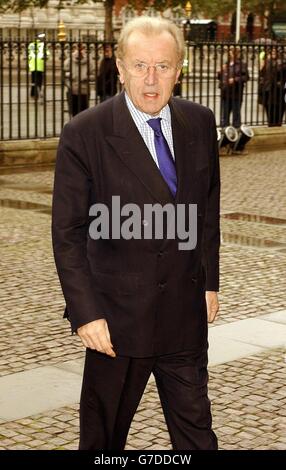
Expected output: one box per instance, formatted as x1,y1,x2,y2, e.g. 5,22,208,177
104,45,112,58
271,48,277,59
116,31,181,116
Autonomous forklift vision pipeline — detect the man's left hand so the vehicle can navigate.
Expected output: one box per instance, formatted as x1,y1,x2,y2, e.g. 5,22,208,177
205,291,219,323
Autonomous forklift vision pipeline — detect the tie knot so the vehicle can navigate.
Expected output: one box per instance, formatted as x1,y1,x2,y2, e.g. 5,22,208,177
147,118,162,136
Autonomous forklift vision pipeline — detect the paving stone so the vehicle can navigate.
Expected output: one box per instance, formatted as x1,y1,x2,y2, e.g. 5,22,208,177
0,429,18,438
0,439,17,447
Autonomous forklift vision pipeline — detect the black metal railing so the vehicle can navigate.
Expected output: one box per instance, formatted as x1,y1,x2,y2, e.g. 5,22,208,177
0,31,285,141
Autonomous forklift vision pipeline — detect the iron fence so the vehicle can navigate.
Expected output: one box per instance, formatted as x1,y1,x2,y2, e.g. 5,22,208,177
0,32,286,140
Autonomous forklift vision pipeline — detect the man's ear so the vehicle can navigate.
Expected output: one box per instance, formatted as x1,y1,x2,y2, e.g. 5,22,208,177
116,59,125,85
175,67,182,83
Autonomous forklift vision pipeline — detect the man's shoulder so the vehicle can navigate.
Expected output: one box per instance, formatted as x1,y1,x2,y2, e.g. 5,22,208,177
171,97,214,120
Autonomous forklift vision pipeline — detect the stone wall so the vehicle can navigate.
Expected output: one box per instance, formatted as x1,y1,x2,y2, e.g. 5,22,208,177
0,1,105,36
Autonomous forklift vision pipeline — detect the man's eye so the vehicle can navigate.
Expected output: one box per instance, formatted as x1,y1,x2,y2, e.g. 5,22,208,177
157,64,169,72
134,63,146,70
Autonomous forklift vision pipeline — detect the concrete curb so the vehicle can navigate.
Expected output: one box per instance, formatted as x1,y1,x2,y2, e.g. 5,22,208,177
248,126,286,151
0,138,58,167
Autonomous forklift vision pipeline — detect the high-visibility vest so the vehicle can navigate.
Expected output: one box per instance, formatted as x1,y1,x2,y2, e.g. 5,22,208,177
259,49,265,62
28,40,47,72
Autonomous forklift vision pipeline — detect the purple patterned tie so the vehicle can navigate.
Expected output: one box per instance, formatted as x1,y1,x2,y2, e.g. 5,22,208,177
147,118,177,197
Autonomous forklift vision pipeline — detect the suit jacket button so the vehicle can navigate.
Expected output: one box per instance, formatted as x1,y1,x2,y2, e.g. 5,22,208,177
158,282,166,290
158,251,163,258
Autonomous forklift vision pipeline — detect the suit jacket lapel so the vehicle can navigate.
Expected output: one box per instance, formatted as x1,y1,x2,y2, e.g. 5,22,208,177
169,98,197,204
106,93,198,206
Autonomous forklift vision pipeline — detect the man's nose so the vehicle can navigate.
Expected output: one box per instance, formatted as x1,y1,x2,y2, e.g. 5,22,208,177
144,66,157,85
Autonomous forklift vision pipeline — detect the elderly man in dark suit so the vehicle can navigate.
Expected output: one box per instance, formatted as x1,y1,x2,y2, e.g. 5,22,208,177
52,16,220,451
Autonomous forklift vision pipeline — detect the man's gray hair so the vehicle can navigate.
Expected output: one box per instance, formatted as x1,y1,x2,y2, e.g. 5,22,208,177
117,16,185,66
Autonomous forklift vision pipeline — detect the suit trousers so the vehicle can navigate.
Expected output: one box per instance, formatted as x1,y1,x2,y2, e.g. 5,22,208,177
79,347,218,450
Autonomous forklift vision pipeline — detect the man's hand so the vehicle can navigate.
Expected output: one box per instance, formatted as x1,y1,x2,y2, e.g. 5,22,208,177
205,291,219,323
77,319,116,357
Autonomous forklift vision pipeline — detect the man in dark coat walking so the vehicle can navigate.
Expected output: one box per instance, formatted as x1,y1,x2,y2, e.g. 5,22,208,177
52,16,220,451
217,46,249,128
96,43,118,102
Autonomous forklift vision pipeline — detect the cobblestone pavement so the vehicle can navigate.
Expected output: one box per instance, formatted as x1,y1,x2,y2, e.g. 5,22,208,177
0,148,286,449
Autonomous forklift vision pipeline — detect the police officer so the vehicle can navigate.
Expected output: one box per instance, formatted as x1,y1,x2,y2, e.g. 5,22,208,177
28,33,48,99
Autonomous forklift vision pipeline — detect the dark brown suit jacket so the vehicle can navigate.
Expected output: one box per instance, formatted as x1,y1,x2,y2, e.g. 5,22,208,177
52,92,220,357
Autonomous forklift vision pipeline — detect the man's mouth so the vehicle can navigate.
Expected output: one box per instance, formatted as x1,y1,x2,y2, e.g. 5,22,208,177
144,93,158,98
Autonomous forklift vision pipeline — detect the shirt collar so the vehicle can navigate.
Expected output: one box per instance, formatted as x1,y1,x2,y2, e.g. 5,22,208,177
125,92,171,127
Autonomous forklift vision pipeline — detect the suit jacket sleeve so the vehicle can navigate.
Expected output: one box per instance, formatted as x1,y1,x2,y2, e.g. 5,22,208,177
203,110,220,291
52,121,103,332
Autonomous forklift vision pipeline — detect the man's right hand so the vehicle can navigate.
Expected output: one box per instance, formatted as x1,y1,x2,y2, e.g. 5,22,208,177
77,319,116,357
